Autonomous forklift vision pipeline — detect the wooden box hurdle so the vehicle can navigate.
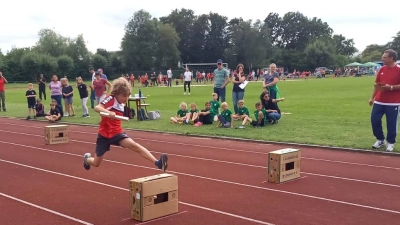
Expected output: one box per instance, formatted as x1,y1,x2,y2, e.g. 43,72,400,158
268,148,301,184
129,174,178,222
45,125,69,145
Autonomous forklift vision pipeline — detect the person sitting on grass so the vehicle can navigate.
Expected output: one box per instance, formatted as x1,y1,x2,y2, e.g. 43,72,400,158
194,102,214,126
45,103,61,122
25,83,37,120
35,99,46,117
170,102,189,124
233,100,249,121
216,102,233,128
50,99,63,118
238,102,267,128
260,92,284,124
186,103,199,125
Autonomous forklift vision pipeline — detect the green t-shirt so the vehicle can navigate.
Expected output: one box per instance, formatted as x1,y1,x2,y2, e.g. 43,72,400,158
221,109,233,122
177,109,189,117
190,109,199,113
210,100,220,115
253,109,267,125
213,68,229,88
237,106,249,116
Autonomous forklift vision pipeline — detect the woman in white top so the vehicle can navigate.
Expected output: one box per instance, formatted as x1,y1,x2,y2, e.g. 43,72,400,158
183,67,192,95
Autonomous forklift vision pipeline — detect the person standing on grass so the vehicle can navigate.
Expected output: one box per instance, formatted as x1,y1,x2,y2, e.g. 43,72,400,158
263,63,281,100
167,68,173,87
369,49,400,152
49,75,63,110
38,74,46,101
0,71,7,112
213,59,230,102
232,63,246,114
89,67,96,109
183,67,192,95
77,77,90,118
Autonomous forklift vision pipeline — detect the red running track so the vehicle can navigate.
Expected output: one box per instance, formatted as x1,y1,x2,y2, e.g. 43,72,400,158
0,117,400,225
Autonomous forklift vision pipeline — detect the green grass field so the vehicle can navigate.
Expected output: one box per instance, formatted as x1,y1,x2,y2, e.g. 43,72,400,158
1,76,393,151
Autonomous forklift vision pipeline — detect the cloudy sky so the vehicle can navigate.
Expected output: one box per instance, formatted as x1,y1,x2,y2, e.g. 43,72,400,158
0,0,398,56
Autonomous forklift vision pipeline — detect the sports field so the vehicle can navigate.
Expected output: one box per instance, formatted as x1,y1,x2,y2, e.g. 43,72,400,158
0,76,390,151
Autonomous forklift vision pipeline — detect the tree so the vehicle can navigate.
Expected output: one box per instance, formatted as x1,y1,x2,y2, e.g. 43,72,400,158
57,55,74,76
20,52,43,81
121,10,159,70
160,9,196,63
155,23,181,68
304,40,336,69
331,34,358,57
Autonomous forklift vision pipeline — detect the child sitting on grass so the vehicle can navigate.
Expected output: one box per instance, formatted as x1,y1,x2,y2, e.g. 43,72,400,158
45,103,61,122
170,102,189,124
238,102,267,128
233,100,249,121
186,103,199,125
35,99,46,117
216,102,233,128
210,93,220,121
25,83,37,120
194,102,214,126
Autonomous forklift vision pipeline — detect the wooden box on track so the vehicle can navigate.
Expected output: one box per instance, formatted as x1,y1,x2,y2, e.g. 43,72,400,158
268,148,301,184
129,173,178,222
44,125,69,145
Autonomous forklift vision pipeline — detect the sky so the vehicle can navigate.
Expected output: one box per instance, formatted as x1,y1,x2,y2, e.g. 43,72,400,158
0,0,398,57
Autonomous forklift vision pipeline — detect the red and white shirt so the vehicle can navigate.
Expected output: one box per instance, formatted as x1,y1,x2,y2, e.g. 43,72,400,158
99,95,125,138
375,64,400,105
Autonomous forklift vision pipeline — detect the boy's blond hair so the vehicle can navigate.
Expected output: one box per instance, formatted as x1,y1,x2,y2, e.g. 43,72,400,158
111,77,131,96
190,103,196,107
221,102,228,107
28,83,33,86
212,93,218,97
180,102,187,108
238,100,244,104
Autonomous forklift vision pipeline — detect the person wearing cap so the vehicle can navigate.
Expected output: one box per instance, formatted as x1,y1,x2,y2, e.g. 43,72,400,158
213,59,230,102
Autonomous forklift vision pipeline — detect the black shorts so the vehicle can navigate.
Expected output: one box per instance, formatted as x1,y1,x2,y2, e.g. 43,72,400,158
250,120,265,127
28,103,35,109
95,133,129,157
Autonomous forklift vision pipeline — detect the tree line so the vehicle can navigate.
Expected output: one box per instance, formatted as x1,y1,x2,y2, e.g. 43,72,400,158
0,9,399,82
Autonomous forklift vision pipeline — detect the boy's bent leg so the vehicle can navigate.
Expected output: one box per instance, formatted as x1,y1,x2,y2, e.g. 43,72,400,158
118,135,168,171
83,134,110,170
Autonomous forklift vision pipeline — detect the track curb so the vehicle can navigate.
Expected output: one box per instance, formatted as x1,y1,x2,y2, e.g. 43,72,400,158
1,116,399,157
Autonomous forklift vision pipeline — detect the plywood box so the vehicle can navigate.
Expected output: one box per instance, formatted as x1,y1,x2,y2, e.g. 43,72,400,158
268,148,301,184
45,125,69,145
130,173,178,222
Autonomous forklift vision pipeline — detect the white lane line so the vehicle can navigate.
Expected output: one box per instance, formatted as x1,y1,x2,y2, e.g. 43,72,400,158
0,192,94,225
0,159,274,225
0,142,400,215
1,124,398,170
0,131,399,188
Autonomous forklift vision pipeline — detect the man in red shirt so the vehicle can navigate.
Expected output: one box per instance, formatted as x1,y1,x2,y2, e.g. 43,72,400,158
369,49,400,151
0,71,8,112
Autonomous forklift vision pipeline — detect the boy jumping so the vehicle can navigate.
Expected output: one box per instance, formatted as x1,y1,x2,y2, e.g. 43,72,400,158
83,77,168,171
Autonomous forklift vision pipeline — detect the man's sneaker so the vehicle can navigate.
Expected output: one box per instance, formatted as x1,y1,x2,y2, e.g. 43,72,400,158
386,143,394,152
156,154,168,171
83,153,91,170
372,140,385,149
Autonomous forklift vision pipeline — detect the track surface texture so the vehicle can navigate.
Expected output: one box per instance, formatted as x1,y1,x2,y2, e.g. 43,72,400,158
0,117,399,225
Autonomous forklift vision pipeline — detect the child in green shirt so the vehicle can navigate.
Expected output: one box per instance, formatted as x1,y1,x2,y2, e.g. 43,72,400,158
194,102,214,126
210,93,220,122
238,102,267,128
170,102,189,124
186,103,199,125
216,102,233,128
233,100,249,121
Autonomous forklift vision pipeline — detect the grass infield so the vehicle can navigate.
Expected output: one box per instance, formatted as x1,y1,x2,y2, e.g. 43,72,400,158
1,76,395,152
